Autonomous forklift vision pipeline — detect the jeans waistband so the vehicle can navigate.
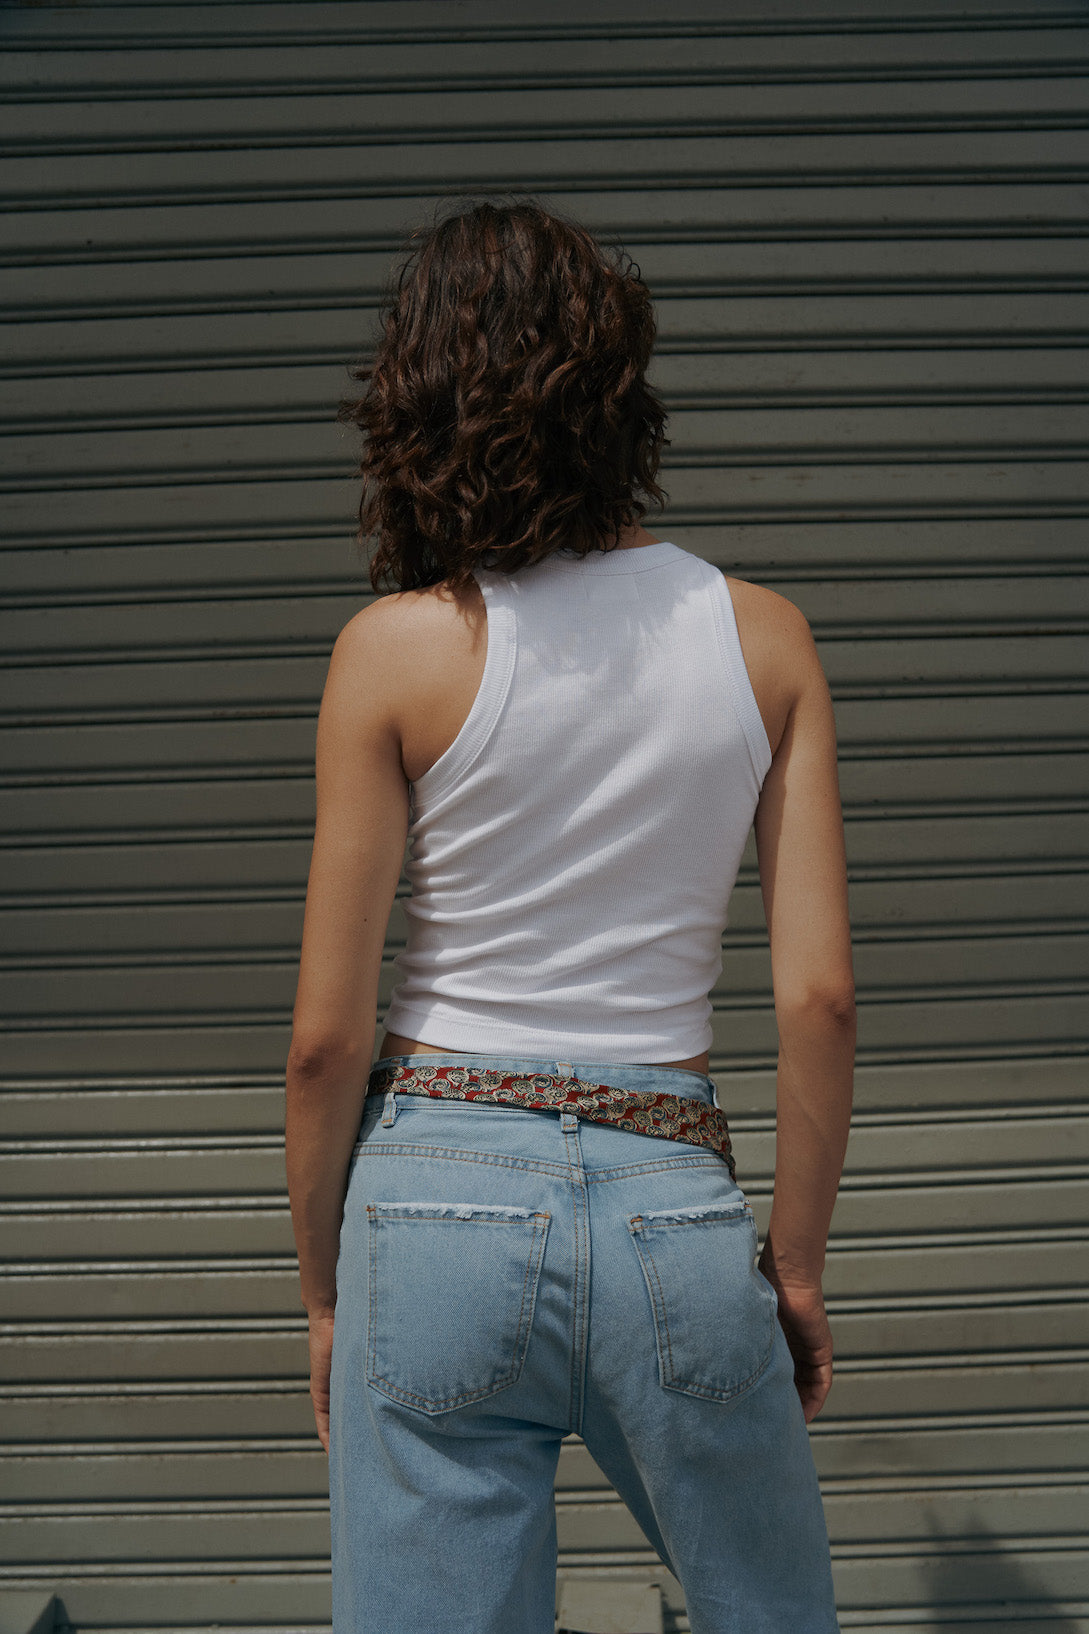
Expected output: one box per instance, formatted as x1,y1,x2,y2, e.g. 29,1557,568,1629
371,1053,716,1104
366,1054,733,1175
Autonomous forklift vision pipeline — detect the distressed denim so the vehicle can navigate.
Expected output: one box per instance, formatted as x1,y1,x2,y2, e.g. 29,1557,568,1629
329,1055,839,1634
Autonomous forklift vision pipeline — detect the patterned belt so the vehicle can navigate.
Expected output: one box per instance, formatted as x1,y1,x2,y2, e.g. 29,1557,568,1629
366,1061,736,1179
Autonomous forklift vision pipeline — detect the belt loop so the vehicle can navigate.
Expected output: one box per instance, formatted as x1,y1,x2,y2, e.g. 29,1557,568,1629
381,1090,398,1127
560,1109,578,1133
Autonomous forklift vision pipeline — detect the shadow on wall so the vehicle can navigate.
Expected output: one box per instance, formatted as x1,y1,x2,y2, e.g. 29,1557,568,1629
921,1506,1079,1632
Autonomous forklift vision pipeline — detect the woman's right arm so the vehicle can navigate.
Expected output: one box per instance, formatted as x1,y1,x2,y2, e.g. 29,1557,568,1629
752,599,855,1423
285,605,410,1448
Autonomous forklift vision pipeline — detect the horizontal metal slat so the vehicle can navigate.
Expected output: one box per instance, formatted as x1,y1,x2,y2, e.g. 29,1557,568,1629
2,600,352,659
0,1565,332,1628
7,293,1089,377
4,28,1089,95
0,1507,329,1566
825,1546,1089,1611
7,78,1089,155
4,127,1089,207
0,1022,324,1081
668,457,1089,517
853,928,1089,987
0,1084,291,1138
828,1362,1089,1422
7,235,1089,321
659,347,1089,407
3,1267,302,1322
4,0,1082,40
672,401,1089,451
839,774,1089,822
560,1488,1089,1550
0,1393,314,1448
0,838,313,897
0,1207,298,1262
6,183,1089,265
0,1325,311,1387
0,536,362,600
552,1431,1085,1483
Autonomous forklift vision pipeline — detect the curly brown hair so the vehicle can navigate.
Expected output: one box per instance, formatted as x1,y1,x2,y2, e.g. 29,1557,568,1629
340,198,669,592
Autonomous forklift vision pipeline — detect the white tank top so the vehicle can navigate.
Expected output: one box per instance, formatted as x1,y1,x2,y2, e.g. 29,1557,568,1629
383,540,773,1062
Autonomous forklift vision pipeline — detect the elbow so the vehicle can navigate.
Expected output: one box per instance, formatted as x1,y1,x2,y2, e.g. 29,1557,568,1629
286,1027,368,1090
776,977,856,1031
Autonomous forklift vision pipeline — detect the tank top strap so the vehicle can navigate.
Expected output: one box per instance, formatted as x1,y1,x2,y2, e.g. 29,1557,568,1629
412,570,518,801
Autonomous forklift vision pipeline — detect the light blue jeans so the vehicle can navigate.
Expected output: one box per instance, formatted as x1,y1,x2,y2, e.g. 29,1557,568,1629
330,1055,839,1634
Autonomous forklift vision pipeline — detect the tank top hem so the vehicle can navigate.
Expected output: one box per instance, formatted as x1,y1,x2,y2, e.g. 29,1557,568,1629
380,998,713,1065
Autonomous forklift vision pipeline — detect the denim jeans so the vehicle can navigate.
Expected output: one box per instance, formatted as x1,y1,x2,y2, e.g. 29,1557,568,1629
329,1055,839,1634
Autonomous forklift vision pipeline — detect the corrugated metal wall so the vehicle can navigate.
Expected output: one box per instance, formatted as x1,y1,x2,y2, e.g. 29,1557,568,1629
2,2,1087,1629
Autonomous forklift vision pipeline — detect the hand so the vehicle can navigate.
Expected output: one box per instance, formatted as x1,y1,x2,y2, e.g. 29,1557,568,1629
307,1308,336,1453
759,1267,834,1423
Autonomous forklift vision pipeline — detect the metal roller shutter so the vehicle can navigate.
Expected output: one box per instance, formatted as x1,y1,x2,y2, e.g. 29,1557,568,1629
1,2,1086,1629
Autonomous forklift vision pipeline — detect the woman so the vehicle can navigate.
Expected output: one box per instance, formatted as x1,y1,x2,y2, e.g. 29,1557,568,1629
286,199,854,1634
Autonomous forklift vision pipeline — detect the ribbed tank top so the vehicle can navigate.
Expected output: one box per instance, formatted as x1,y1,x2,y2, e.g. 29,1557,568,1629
383,540,773,1062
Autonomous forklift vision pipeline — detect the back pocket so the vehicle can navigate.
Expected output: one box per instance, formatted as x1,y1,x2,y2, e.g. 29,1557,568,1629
629,1200,777,1404
366,1201,551,1414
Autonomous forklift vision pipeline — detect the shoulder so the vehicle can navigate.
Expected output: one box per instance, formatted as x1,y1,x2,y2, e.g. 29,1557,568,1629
722,575,827,755
330,581,485,677
333,581,478,648
724,575,813,643
724,575,822,675
322,582,488,777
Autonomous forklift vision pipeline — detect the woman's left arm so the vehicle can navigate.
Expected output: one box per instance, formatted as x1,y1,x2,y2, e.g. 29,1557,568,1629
285,607,409,1447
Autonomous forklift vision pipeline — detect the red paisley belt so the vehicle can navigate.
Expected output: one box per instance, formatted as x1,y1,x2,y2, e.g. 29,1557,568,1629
366,1061,736,1179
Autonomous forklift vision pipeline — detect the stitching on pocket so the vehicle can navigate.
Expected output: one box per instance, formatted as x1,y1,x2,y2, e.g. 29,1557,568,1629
628,1204,775,1405
365,1203,551,1414
633,1228,676,1382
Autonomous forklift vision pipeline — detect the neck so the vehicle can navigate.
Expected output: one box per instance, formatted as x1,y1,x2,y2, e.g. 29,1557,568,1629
610,524,663,551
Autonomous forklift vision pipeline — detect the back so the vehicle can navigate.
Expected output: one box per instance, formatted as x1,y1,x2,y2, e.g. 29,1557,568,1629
384,540,772,1061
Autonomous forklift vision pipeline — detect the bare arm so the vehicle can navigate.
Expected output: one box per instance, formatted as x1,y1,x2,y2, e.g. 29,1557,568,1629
285,609,409,1445
753,604,855,1422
